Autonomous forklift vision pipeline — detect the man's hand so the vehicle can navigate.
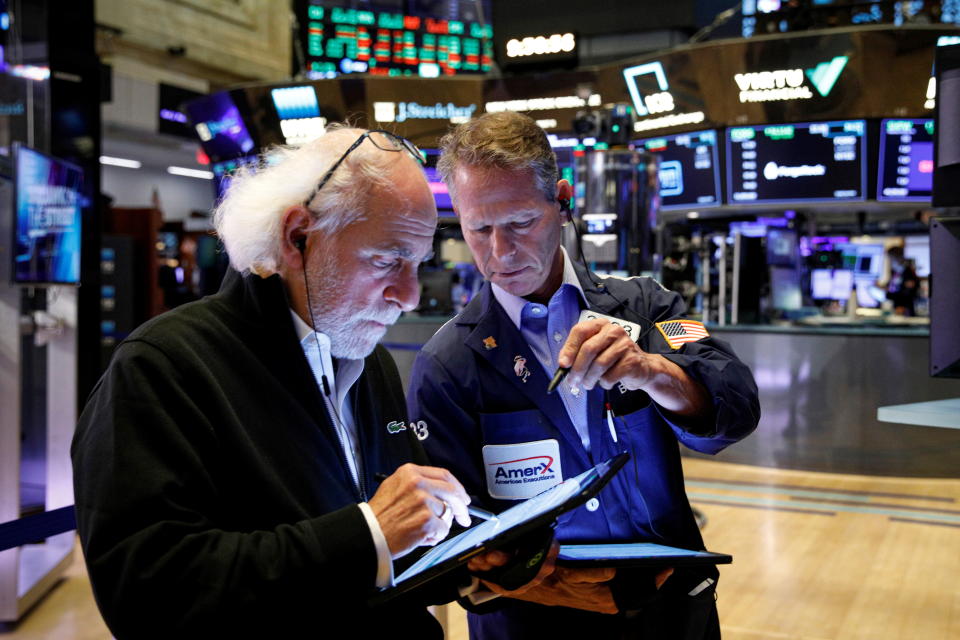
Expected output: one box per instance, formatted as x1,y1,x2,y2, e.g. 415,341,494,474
479,564,675,615
368,463,471,558
467,541,559,593
558,318,710,418
486,565,619,614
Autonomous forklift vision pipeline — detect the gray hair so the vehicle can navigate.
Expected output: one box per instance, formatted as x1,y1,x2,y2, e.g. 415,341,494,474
437,111,559,204
213,125,400,276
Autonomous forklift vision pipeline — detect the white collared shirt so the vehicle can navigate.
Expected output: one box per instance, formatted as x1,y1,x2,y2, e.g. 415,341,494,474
289,310,393,588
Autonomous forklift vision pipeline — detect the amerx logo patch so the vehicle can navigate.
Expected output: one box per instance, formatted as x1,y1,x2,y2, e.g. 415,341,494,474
482,440,562,500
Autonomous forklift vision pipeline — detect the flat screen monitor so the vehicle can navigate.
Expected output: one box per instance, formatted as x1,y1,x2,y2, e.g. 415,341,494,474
766,228,798,267
185,91,257,163
877,119,934,201
930,217,960,377
852,244,884,279
811,268,832,299
854,280,885,308
727,120,866,204
811,268,853,301
769,267,802,311
639,129,721,210
11,144,84,285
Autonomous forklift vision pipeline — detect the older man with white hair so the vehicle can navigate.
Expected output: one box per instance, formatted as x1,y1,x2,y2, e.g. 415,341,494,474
71,126,492,639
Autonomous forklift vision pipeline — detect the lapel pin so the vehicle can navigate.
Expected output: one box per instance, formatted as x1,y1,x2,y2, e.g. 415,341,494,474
513,355,531,383
483,336,498,350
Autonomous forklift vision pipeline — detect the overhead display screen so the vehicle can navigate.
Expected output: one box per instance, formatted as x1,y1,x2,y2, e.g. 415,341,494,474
185,92,257,163
13,145,84,285
877,118,934,201
639,129,721,210
726,120,866,204
299,1,493,78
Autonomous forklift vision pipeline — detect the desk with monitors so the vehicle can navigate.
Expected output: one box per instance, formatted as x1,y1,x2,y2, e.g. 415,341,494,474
639,129,721,210
877,118,934,201
727,120,867,204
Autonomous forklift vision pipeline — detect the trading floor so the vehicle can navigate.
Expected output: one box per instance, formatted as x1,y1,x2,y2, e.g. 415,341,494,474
4,457,958,640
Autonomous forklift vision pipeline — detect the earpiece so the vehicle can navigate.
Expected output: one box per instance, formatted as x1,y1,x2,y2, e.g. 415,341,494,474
294,237,306,253
559,198,572,213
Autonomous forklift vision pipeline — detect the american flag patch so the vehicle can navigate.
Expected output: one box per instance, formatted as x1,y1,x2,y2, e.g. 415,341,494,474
655,319,709,349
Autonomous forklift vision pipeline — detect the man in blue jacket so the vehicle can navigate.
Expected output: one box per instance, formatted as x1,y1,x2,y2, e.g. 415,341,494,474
407,112,760,639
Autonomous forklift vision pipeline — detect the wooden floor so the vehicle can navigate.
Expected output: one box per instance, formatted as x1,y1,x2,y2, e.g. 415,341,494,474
3,458,958,639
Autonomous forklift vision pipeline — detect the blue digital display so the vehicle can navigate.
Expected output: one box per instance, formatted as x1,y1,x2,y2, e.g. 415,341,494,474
877,118,934,202
12,145,83,284
271,86,321,120
639,129,721,210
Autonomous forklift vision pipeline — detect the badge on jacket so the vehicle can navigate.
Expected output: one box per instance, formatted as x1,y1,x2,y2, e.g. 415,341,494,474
578,309,643,342
482,439,563,500
513,355,531,383
655,319,709,349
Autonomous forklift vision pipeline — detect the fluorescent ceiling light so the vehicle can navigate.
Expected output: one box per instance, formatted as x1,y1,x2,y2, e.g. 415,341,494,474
100,155,142,169
167,166,213,179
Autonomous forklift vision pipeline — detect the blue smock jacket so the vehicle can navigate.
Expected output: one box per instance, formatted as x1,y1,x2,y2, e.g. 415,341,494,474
407,261,760,639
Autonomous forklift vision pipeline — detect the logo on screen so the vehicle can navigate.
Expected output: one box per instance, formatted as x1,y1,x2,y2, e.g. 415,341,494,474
763,161,827,180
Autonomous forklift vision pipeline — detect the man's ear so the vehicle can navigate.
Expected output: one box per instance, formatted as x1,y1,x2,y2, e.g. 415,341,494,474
280,205,313,268
556,179,574,218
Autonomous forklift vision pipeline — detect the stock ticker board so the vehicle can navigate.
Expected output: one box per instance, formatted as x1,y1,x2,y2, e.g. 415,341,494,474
300,1,494,78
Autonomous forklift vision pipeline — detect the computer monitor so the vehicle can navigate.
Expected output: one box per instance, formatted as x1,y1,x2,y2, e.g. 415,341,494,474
930,217,960,377
726,120,867,204
769,267,802,311
638,129,721,210
854,280,884,308
11,144,84,285
766,229,798,267
811,268,854,302
877,119,934,201
811,269,833,300
904,235,931,278
831,269,854,301
851,244,884,279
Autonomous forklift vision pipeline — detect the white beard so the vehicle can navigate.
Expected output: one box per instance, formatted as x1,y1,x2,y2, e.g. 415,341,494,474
305,250,400,360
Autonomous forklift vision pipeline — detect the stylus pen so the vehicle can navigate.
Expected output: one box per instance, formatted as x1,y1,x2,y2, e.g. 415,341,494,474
546,366,570,394
469,506,498,521
375,472,497,522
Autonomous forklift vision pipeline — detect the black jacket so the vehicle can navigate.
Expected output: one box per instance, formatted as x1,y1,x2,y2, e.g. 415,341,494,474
72,269,448,639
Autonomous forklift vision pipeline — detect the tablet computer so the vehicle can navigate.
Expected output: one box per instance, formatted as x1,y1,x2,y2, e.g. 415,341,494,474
557,542,732,568
370,451,630,604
